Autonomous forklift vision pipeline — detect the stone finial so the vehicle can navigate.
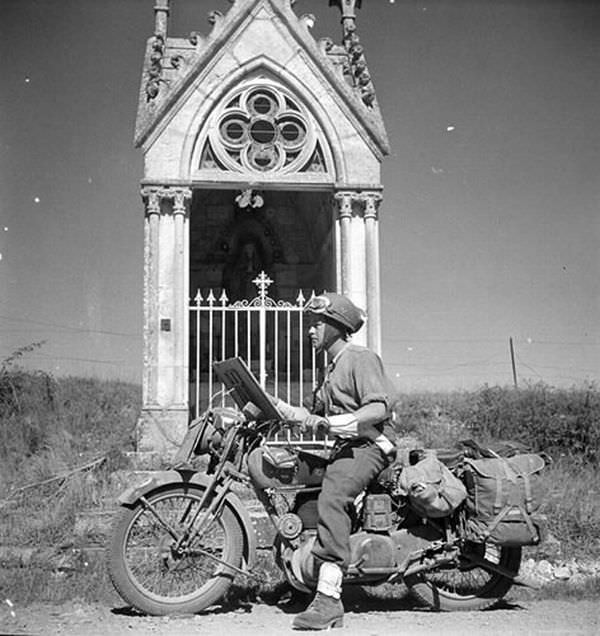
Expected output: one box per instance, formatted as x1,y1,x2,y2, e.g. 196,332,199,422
329,0,363,21
154,0,170,39
329,1,377,110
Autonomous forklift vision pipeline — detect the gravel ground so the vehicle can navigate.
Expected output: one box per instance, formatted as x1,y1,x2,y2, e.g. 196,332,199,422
1,596,598,636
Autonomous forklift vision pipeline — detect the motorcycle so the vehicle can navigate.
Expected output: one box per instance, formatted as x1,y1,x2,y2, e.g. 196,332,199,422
107,357,526,616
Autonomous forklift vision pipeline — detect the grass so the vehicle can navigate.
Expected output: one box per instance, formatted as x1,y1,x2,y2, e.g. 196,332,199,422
393,382,600,463
0,354,599,605
0,358,139,551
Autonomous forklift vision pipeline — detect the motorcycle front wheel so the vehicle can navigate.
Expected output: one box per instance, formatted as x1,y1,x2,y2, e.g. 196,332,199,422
107,484,244,615
406,544,522,612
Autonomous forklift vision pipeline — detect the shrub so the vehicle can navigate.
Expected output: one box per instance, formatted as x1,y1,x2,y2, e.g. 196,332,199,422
393,383,600,463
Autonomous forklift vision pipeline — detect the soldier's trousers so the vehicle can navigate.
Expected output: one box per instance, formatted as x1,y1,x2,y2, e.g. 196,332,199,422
312,441,387,570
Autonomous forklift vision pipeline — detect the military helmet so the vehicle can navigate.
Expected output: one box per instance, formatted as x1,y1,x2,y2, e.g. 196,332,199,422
304,292,365,334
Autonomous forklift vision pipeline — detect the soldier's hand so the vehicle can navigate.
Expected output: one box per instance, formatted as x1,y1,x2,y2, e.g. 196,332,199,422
301,414,329,435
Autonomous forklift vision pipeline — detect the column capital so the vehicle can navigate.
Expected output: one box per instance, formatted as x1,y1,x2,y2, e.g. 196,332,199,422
334,190,359,219
360,191,383,219
171,187,192,216
141,186,162,216
141,186,192,216
334,189,382,219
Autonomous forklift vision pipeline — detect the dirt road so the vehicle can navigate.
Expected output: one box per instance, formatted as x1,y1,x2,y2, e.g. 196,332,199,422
1,594,598,636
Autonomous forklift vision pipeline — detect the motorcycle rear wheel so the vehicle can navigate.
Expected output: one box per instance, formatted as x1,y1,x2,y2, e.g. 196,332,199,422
107,485,244,615
406,545,522,612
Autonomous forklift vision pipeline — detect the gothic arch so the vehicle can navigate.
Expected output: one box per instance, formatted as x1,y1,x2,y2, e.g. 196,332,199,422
179,57,347,183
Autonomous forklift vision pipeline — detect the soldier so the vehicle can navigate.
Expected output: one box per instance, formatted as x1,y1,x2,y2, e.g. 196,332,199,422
274,293,396,630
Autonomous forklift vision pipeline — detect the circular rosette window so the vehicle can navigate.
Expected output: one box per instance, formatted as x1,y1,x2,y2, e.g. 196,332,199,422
208,85,317,174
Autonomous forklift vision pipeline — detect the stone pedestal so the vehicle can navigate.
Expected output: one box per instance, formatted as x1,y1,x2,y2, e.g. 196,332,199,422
136,407,189,456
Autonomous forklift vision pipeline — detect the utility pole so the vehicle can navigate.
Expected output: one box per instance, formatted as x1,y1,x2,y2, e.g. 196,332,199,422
509,337,518,388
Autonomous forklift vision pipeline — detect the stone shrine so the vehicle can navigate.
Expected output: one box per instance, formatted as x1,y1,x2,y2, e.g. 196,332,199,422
135,0,389,453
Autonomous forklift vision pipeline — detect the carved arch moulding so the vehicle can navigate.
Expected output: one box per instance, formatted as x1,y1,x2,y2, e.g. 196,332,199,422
190,77,336,183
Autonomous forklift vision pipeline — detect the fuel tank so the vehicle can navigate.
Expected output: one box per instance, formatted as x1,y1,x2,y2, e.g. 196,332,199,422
247,445,329,489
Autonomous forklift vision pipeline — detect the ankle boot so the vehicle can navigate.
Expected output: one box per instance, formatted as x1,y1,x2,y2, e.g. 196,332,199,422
292,591,344,630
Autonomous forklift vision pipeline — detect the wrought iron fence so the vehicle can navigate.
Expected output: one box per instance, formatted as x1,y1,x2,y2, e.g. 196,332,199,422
189,271,323,418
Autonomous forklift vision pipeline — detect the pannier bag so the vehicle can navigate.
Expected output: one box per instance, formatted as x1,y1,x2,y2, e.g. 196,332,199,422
398,453,467,518
463,453,546,546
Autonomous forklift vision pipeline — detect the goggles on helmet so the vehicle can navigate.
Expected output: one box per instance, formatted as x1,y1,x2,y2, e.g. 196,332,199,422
304,295,331,314
304,293,365,334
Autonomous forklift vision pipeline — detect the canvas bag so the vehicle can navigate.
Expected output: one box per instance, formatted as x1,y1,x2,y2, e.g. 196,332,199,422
398,453,467,518
463,453,546,546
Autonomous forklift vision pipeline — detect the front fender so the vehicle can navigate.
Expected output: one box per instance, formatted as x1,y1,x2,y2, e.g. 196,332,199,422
117,469,256,569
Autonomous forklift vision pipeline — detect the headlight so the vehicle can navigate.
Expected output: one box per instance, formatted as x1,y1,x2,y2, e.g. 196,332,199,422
212,407,243,430
194,416,217,455
194,407,243,455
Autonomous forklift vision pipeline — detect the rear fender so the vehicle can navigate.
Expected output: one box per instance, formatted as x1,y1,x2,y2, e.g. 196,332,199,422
117,469,256,569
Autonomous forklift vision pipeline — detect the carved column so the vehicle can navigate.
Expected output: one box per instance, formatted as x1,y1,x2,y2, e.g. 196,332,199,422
138,185,191,455
334,189,382,352
172,188,191,408
334,190,367,347
334,191,353,296
363,192,382,355
142,187,161,411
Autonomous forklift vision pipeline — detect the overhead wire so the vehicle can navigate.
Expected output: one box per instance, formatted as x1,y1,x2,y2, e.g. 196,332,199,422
0,313,140,338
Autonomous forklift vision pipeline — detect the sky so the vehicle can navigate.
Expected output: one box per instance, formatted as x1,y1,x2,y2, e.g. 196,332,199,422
1,0,599,391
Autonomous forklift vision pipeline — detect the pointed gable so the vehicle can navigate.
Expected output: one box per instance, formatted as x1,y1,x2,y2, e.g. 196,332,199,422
135,0,389,184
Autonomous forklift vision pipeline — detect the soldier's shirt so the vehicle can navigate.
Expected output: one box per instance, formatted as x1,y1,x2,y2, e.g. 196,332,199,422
313,344,393,418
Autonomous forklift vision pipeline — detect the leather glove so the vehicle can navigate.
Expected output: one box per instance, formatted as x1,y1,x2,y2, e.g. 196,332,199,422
301,414,329,435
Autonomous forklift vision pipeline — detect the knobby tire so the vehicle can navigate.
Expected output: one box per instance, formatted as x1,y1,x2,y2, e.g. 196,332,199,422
406,545,522,612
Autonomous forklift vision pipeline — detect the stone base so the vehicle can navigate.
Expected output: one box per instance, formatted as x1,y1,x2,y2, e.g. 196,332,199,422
136,407,189,457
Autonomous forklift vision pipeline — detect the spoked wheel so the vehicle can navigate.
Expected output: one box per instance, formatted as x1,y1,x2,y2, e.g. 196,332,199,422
107,485,244,615
406,544,522,611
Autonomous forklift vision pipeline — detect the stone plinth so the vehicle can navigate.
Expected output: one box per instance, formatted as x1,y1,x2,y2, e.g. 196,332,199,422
136,407,189,456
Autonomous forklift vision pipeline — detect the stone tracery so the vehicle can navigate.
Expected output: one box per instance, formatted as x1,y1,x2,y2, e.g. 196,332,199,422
200,84,327,174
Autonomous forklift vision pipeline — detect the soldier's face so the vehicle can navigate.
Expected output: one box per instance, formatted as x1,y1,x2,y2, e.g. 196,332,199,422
308,319,326,352
308,317,343,353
